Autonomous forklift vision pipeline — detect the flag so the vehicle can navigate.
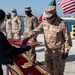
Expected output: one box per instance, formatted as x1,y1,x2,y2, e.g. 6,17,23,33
38,14,43,22
48,0,56,6
57,0,75,14
38,0,56,22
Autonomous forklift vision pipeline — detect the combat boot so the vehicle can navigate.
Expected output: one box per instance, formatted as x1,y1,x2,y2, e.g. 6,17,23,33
21,61,36,68
29,61,35,66
21,61,31,68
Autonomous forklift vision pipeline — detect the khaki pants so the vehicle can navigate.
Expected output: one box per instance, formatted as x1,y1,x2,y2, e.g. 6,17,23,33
25,47,36,62
23,35,37,62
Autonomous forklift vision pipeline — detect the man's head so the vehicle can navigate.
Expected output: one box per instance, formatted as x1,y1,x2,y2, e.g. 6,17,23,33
11,9,17,17
24,6,32,16
43,5,57,23
6,13,11,19
0,9,5,25
43,5,57,19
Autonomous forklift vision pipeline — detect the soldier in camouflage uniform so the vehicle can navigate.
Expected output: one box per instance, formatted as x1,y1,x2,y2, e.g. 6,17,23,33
11,9,21,40
25,6,72,75
23,6,39,67
6,13,12,39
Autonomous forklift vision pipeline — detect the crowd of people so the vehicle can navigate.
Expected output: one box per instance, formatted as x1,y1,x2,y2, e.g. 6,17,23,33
0,4,72,75
2,7,39,41
2,6,39,68
0,8,40,75
2,8,22,40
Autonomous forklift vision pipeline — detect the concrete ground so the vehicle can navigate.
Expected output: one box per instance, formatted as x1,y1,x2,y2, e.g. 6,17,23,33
2,34,75,75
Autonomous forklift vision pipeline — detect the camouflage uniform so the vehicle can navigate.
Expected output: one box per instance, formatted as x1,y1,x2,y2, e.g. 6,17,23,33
11,9,21,40
28,6,72,75
23,6,38,65
6,13,12,39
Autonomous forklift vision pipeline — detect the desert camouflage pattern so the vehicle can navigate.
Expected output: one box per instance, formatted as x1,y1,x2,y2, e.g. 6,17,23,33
23,15,38,62
23,16,38,38
12,16,21,39
28,17,72,75
6,18,12,39
45,50,65,75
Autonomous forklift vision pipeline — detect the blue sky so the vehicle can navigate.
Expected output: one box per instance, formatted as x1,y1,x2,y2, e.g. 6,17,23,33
0,0,74,17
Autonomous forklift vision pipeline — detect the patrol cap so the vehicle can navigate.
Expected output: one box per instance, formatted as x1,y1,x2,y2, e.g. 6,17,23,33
43,5,56,19
11,9,17,12
6,13,11,16
24,6,31,11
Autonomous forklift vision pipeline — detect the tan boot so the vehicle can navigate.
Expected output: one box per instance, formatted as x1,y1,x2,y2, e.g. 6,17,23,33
21,63,28,68
29,61,35,66
21,61,31,68
28,61,35,67
26,61,31,65
22,61,36,68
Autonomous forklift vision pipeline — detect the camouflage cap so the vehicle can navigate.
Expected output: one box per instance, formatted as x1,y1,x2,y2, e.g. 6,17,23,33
11,9,17,12
24,6,31,11
43,6,56,18
6,13,11,16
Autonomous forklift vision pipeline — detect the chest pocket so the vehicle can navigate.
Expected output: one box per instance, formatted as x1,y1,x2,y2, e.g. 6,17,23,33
49,26,62,37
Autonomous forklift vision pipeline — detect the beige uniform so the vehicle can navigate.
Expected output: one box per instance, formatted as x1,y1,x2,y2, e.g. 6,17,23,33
23,15,38,62
12,16,21,40
6,18,12,39
29,17,72,75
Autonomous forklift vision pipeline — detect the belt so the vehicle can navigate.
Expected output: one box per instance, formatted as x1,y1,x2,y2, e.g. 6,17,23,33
46,48,62,53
